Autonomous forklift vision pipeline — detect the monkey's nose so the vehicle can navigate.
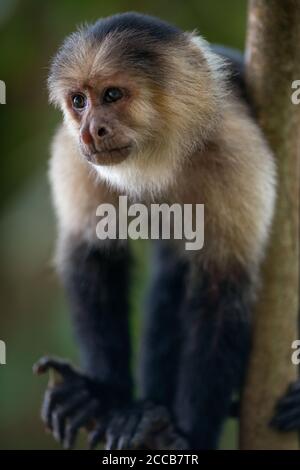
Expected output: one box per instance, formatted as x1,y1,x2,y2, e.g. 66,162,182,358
90,122,111,142
98,127,108,137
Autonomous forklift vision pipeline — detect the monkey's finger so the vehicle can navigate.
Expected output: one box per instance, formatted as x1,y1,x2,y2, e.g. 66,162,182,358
104,414,125,451
129,414,154,449
275,389,300,411
130,406,169,449
104,411,130,451
270,406,300,431
115,414,139,450
52,389,90,443
63,400,99,449
41,382,79,429
105,432,119,451
88,422,107,449
33,356,76,379
275,396,300,414
129,422,151,449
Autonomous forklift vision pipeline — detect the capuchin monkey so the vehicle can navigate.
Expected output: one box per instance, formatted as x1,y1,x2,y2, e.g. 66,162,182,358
33,12,296,450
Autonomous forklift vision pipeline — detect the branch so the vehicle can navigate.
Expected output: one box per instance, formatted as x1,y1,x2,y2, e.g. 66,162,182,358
240,0,300,449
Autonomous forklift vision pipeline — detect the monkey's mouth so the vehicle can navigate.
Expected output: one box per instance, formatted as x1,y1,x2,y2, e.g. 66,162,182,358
82,145,132,166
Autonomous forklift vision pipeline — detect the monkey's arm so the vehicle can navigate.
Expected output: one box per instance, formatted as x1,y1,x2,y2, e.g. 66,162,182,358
59,238,132,390
35,240,132,449
88,240,190,451
34,126,132,448
139,240,188,409
175,267,252,449
90,240,190,451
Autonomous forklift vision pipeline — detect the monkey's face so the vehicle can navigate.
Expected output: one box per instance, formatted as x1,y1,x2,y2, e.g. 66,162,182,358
49,20,223,190
56,67,165,168
64,76,142,166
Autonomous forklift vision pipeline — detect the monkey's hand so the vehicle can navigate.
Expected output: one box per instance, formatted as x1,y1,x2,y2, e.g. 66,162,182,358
90,401,190,450
33,356,125,449
270,380,300,431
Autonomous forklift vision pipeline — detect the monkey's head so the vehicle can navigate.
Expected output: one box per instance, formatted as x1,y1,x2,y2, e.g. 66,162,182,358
49,13,227,194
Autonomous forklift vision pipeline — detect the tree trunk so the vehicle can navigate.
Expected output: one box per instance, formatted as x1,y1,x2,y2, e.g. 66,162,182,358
240,0,300,449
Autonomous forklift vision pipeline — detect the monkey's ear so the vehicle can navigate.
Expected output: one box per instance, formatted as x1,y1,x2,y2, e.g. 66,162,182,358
180,32,209,67
187,33,231,86
186,30,206,44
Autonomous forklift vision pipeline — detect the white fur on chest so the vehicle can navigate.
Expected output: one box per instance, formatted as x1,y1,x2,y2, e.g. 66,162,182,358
92,149,182,198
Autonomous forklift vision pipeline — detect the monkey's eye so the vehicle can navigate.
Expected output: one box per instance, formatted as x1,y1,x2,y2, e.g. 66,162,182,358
103,87,123,104
71,93,87,110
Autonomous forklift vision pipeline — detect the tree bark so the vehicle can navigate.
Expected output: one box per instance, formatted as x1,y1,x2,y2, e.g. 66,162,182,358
240,0,300,449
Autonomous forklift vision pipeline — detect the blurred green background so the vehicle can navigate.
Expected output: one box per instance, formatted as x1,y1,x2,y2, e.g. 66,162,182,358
0,0,247,449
